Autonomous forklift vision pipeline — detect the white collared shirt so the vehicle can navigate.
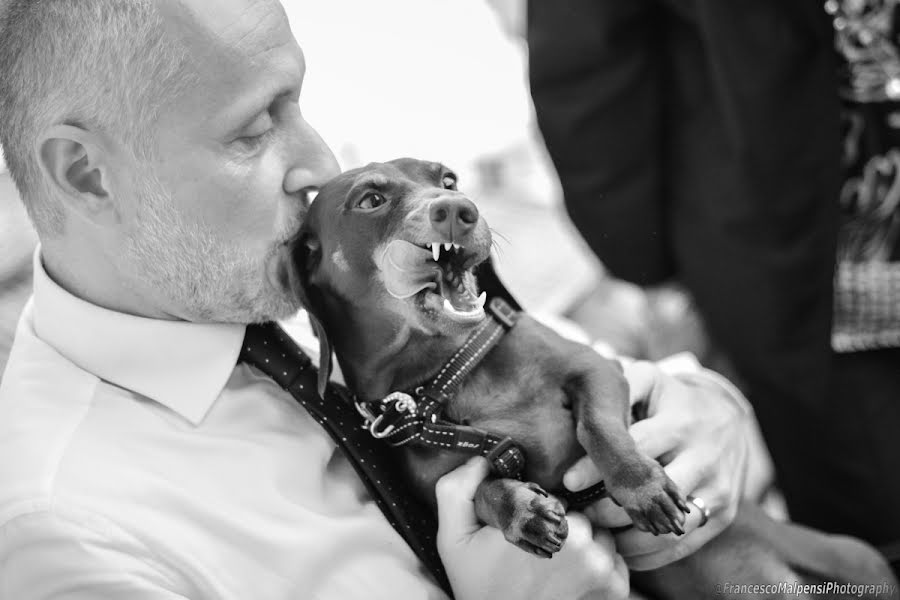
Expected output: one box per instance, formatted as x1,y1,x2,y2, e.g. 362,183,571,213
0,250,446,600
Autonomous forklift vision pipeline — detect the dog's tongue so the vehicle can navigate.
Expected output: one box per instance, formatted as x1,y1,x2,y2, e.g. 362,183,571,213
379,239,440,299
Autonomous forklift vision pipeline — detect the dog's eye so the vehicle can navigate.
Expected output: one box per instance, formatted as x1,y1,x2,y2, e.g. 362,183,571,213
357,192,387,210
441,174,457,190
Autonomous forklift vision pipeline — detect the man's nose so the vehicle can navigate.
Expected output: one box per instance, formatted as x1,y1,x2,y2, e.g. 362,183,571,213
283,128,340,197
429,196,479,241
283,155,340,198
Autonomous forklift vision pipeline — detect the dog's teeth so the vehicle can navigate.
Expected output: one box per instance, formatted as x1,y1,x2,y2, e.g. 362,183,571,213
432,244,441,262
426,242,432,249
477,291,487,308
443,242,452,251
452,243,460,251
443,298,454,313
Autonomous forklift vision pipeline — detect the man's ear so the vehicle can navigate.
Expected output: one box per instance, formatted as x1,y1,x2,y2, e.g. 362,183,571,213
36,124,117,226
287,231,333,398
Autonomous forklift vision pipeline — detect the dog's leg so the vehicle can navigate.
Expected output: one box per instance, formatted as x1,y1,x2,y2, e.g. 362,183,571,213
473,478,569,558
404,448,569,557
565,354,689,535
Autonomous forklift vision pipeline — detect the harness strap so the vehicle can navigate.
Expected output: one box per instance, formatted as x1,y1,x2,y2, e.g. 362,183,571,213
356,296,610,503
365,392,526,479
422,297,519,403
555,481,609,510
416,421,525,479
357,298,526,478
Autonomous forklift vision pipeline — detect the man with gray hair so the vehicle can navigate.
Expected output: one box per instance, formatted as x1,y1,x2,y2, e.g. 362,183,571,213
0,0,750,598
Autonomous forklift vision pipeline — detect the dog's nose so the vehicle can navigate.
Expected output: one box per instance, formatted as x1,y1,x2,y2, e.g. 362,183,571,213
429,196,479,241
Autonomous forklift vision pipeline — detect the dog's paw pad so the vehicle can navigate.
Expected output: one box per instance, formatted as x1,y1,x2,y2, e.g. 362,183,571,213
612,464,688,535
503,485,569,556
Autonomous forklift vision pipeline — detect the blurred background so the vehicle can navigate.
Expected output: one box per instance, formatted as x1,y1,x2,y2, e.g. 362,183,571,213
0,0,706,373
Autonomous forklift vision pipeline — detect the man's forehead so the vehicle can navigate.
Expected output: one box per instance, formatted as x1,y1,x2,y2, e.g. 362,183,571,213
157,0,302,92
159,0,294,54
155,0,303,132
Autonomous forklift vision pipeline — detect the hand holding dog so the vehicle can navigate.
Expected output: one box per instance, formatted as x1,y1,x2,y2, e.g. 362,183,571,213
436,457,630,600
564,361,749,571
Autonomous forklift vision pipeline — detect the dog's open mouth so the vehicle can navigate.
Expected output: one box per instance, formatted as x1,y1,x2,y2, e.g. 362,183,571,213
379,239,487,322
424,241,487,321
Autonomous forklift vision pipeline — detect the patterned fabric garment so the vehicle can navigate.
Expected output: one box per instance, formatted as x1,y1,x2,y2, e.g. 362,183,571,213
829,0,900,350
239,322,452,595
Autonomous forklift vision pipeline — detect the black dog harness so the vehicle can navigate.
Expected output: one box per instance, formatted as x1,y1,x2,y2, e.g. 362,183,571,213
353,297,607,507
353,297,525,478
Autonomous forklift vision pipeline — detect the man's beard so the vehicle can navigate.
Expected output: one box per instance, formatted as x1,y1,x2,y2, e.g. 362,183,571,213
122,173,301,323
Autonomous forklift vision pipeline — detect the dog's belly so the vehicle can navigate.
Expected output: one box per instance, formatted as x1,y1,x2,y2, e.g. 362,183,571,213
447,382,584,491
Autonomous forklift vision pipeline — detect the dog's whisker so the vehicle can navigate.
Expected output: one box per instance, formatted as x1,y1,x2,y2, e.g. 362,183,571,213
489,229,510,258
490,228,511,246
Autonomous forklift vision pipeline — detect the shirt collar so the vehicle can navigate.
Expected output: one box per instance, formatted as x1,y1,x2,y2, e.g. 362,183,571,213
31,247,247,425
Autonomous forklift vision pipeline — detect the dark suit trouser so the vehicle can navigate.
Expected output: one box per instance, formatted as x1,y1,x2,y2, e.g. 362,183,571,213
796,349,900,546
528,0,900,558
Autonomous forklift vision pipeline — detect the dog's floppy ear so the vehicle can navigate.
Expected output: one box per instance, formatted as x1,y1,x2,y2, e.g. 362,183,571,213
286,230,333,398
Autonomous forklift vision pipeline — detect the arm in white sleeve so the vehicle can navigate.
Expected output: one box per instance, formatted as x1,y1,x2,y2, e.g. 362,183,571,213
0,509,195,600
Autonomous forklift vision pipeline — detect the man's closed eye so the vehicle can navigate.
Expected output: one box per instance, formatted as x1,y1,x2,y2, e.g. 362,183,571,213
235,112,275,151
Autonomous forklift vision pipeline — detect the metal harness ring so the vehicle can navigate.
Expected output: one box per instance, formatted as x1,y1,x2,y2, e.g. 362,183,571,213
369,392,418,439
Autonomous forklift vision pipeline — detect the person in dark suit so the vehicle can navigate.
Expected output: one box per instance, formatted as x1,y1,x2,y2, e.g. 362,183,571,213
528,0,900,564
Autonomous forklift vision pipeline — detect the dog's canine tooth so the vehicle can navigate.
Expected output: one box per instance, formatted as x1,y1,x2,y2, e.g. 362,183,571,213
477,291,487,308
432,244,441,262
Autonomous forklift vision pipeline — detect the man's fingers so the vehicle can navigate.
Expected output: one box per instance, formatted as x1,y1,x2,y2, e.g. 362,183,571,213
560,513,616,576
562,455,607,492
581,447,713,530
597,447,720,558
435,457,491,538
622,360,660,405
582,497,631,528
562,513,629,600
661,448,715,499
583,551,630,600
565,412,684,493
612,498,707,561
618,485,734,571
628,416,683,461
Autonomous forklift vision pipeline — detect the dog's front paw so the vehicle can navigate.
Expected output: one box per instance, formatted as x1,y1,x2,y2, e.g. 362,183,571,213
609,462,690,536
501,482,569,558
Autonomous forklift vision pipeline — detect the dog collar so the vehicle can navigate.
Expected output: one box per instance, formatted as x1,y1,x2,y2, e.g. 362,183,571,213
353,297,526,479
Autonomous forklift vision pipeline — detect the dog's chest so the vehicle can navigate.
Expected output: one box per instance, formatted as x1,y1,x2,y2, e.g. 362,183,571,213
441,320,583,486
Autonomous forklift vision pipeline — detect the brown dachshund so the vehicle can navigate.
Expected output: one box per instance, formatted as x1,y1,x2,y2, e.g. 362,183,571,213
274,159,897,597
278,157,689,555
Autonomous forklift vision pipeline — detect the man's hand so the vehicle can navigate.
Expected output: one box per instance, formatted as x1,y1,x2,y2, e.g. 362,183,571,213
436,457,629,600
564,361,749,571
